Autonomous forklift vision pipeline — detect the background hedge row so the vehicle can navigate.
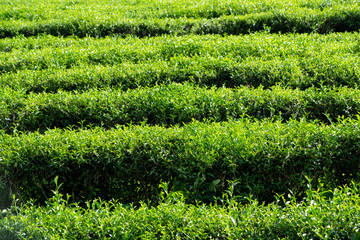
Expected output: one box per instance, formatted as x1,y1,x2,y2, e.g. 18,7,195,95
2,0,353,21
1,4,360,38
1,33,360,93
1,33,358,74
1,83,360,133
2,55,360,93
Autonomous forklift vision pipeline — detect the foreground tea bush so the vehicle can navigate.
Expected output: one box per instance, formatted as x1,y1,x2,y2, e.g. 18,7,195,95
1,83,360,132
1,119,360,205
1,182,360,239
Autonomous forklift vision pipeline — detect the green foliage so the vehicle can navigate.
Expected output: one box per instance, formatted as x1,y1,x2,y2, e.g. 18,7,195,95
1,181,360,239
2,0,360,237
1,0,360,38
0,176,12,210
1,83,360,132
1,33,360,93
1,119,360,205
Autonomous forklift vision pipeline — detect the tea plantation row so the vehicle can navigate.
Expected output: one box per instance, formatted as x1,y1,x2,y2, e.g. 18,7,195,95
1,183,360,239
1,33,358,73
1,119,359,206
2,55,360,93
1,83,360,133
1,0,353,21
1,1,360,38
1,33,360,93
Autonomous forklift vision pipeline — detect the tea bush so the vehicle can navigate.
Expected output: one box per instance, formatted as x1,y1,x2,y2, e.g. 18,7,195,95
1,33,360,93
1,180,360,239
1,119,360,205
1,83,360,132
1,3,360,38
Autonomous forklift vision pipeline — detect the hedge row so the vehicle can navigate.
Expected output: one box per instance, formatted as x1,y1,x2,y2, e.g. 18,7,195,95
3,33,357,74
2,54,360,93
1,33,359,92
1,4,360,38
1,183,360,239
1,119,360,205
2,31,355,54
0,0,348,21
1,83,360,133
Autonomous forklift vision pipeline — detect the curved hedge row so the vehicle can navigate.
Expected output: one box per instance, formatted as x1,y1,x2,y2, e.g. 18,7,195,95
1,33,359,92
2,31,356,53
2,55,360,93
1,4,360,38
1,83,360,133
1,119,360,205
2,184,360,239
0,0,350,21
2,33,357,74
